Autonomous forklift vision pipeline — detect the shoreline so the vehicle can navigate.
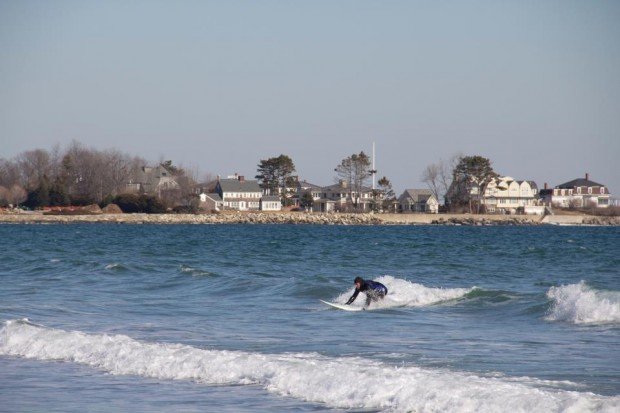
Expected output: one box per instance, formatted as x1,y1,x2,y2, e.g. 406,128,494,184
0,212,618,226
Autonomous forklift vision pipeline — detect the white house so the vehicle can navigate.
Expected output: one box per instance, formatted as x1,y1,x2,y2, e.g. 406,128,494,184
321,181,374,212
482,178,539,213
215,174,263,211
260,195,282,211
398,189,439,213
294,180,323,211
539,173,610,208
296,180,323,201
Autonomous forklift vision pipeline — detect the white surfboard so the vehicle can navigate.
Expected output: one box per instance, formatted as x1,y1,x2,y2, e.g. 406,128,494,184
320,300,364,312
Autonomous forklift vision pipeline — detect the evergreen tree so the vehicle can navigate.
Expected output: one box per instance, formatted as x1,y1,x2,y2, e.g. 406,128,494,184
24,176,51,209
256,155,296,201
377,176,395,212
450,155,498,213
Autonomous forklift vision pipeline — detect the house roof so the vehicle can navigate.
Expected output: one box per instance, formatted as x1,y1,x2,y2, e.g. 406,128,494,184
399,189,434,203
297,180,322,190
196,180,218,193
556,178,605,189
323,183,373,192
218,179,262,193
261,196,280,202
203,193,223,203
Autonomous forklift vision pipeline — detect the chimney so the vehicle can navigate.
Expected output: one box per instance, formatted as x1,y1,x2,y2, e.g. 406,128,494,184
585,173,589,181
239,175,244,182
544,182,548,190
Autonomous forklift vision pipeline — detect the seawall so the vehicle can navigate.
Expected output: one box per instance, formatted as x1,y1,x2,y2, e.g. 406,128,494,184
0,212,617,226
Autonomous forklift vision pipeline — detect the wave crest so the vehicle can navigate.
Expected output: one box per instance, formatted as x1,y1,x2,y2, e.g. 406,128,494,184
545,281,620,325
180,265,212,277
1,321,617,412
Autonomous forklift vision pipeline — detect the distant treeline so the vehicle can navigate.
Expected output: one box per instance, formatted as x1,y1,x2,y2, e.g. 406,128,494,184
0,141,196,211
2,140,513,215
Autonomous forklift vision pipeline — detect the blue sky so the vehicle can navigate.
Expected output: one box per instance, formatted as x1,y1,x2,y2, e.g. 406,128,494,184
1,1,619,194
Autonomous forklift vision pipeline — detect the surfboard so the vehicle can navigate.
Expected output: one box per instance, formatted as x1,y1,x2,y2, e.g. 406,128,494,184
320,300,364,312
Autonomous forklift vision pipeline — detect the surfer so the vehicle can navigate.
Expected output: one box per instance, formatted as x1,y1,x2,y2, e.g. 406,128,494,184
346,276,388,307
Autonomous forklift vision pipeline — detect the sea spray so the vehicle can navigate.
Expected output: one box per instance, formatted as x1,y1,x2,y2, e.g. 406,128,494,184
546,281,620,325
2,320,617,413
334,275,475,309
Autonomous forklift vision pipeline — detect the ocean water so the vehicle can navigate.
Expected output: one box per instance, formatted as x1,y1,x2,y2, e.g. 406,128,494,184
0,223,618,412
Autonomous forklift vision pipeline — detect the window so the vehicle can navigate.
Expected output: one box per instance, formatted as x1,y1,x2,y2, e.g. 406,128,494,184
588,187,592,194
601,187,606,194
577,187,581,194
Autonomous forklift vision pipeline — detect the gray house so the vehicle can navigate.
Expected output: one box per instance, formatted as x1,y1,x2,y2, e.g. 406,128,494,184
126,165,180,198
199,193,224,212
398,189,439,213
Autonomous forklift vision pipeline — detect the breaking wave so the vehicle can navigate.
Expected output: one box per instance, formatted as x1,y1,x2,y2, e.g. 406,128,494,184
179,265,212,277
1,320,616,412
104,263,127,271
545,281,620,325
333,275,475,310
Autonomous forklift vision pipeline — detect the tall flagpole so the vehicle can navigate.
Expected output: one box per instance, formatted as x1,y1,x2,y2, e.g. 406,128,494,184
371,141,377,190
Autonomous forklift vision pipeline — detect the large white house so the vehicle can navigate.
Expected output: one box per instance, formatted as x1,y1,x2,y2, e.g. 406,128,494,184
446,176,540,214
539,174,610,208
214,174,263,211
482,178,539,213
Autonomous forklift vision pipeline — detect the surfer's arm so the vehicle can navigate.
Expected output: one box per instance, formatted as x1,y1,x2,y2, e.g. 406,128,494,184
345,289,359,305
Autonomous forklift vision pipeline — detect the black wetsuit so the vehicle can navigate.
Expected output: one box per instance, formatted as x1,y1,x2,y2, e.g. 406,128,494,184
346,280,388,306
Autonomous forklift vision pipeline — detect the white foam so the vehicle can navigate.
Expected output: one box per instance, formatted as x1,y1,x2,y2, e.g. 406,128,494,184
180,265,211,277
546,281,620,325
334,275,474,310
2,320,616,412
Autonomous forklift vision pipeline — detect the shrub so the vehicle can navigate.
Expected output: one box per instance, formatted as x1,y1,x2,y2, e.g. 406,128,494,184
113,194,166,213
70,195,98,206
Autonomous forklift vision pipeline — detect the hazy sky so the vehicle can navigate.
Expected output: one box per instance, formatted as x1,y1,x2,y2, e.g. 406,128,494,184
1,1,619,194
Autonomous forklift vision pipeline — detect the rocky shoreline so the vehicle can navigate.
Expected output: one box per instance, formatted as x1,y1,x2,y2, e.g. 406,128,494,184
0,211,618,226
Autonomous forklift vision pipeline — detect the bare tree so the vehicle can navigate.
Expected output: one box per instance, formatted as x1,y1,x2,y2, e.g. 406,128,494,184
16,149,52,189
422,153,462,206
10,184,27,206
99,149,138,199
421,163,442,203
0,186,8,206
0,159,21,188
335,151,371,210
